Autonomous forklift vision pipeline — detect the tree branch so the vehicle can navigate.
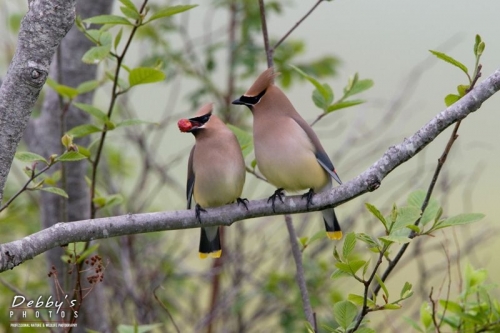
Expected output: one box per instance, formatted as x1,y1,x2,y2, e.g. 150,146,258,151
0,0,76,204
285,214,315,330
1,67,500,272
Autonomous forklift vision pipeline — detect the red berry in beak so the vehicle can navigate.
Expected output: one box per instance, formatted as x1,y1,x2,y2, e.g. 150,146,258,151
178,119,193,132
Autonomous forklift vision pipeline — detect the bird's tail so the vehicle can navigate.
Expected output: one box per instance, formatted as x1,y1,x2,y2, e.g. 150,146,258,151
322,208,342,240
199,226,222,259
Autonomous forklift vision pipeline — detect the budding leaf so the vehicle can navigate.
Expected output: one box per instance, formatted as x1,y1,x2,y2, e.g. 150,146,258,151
15,152,48,164
39,187,69,198
429,50,468,76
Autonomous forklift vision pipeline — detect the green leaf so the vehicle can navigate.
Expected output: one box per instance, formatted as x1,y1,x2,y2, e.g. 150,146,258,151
106,194,124,208
355,328,376,333
227,124,254,158
73,102,108,122
308,230,326,244
429,50,468,76
129,67,165,87
439,300,462,314
474,34,482,56
383,304,401,310
290,65,333,102
119,0,137,12
82,44,111,64
403,317,424,333
327,99,364,113
15,152,48,164
375,274,389,300
56,86,79,99
407,190,441,226
392,206,421,231
39,187,69,198
331,269,351,279
365,203,388,231
312,83,333,108
76,145,91,158
333,301,358,330
406,225,420,233
433,213,484,231
347,260,366,275
312,89,328,110
464,263,487,291
342,232,356,258
477,41,485,57
56,151,88,162
335,262,352,274
99,31,113,46
114,28,123,51
400,282,413,299
46,78,79,99
67,124,102,138
355,233,380,251
93,197,107,207
147,5,198,22
117,323,163,333
250,159,257,169
420,303,433,329
379,235,411,244
84,15,133,26
345,78,374,98
76,244,100,263
77,80,100,94
457,84,469,96
116,119,158,128
348,294,375,308
445,94,461,106
120,6,140,20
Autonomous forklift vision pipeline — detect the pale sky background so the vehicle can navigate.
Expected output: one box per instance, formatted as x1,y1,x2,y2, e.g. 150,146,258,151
1,0,499,326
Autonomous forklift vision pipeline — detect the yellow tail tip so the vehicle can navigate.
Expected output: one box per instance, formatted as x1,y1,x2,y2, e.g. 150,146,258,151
199,250,222,259
327,231,343,240
211,250,222,258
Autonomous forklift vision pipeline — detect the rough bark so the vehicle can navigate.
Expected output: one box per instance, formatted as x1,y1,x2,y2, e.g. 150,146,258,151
1,66,499,273
23,1,114,331
0,0,76,204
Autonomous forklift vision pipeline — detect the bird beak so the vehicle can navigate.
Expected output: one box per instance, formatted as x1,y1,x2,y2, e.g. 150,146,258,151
232,97,246,105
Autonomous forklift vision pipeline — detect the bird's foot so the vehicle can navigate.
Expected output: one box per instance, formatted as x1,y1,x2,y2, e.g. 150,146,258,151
267,188,285,212
236,197,249,210
301,188,315,210
195,204,207,223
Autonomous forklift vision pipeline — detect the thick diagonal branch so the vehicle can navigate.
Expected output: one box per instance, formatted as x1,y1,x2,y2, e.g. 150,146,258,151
1,68,500,272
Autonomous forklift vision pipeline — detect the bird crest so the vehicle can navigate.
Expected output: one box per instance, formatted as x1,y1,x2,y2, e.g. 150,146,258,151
244,67,279,97
195,102,214,117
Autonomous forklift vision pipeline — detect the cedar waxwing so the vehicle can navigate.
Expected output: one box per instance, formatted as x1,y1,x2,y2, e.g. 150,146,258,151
232,68,343,240
178,103,247,258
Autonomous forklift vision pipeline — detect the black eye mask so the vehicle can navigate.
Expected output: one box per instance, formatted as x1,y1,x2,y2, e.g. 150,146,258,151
232,89,266,106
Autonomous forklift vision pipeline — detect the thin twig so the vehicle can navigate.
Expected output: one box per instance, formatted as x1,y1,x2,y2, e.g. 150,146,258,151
284,214,315,330
429,287,442,333
349,248,386,332
245,166,268,182
90,0,149,218
258,0,273,68
272,0,324,52
0,162,53,212
374,119,461,296
154,286,181,333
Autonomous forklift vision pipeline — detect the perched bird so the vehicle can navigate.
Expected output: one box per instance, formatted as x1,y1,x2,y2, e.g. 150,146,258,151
232,68,343,240
178,103,247,258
